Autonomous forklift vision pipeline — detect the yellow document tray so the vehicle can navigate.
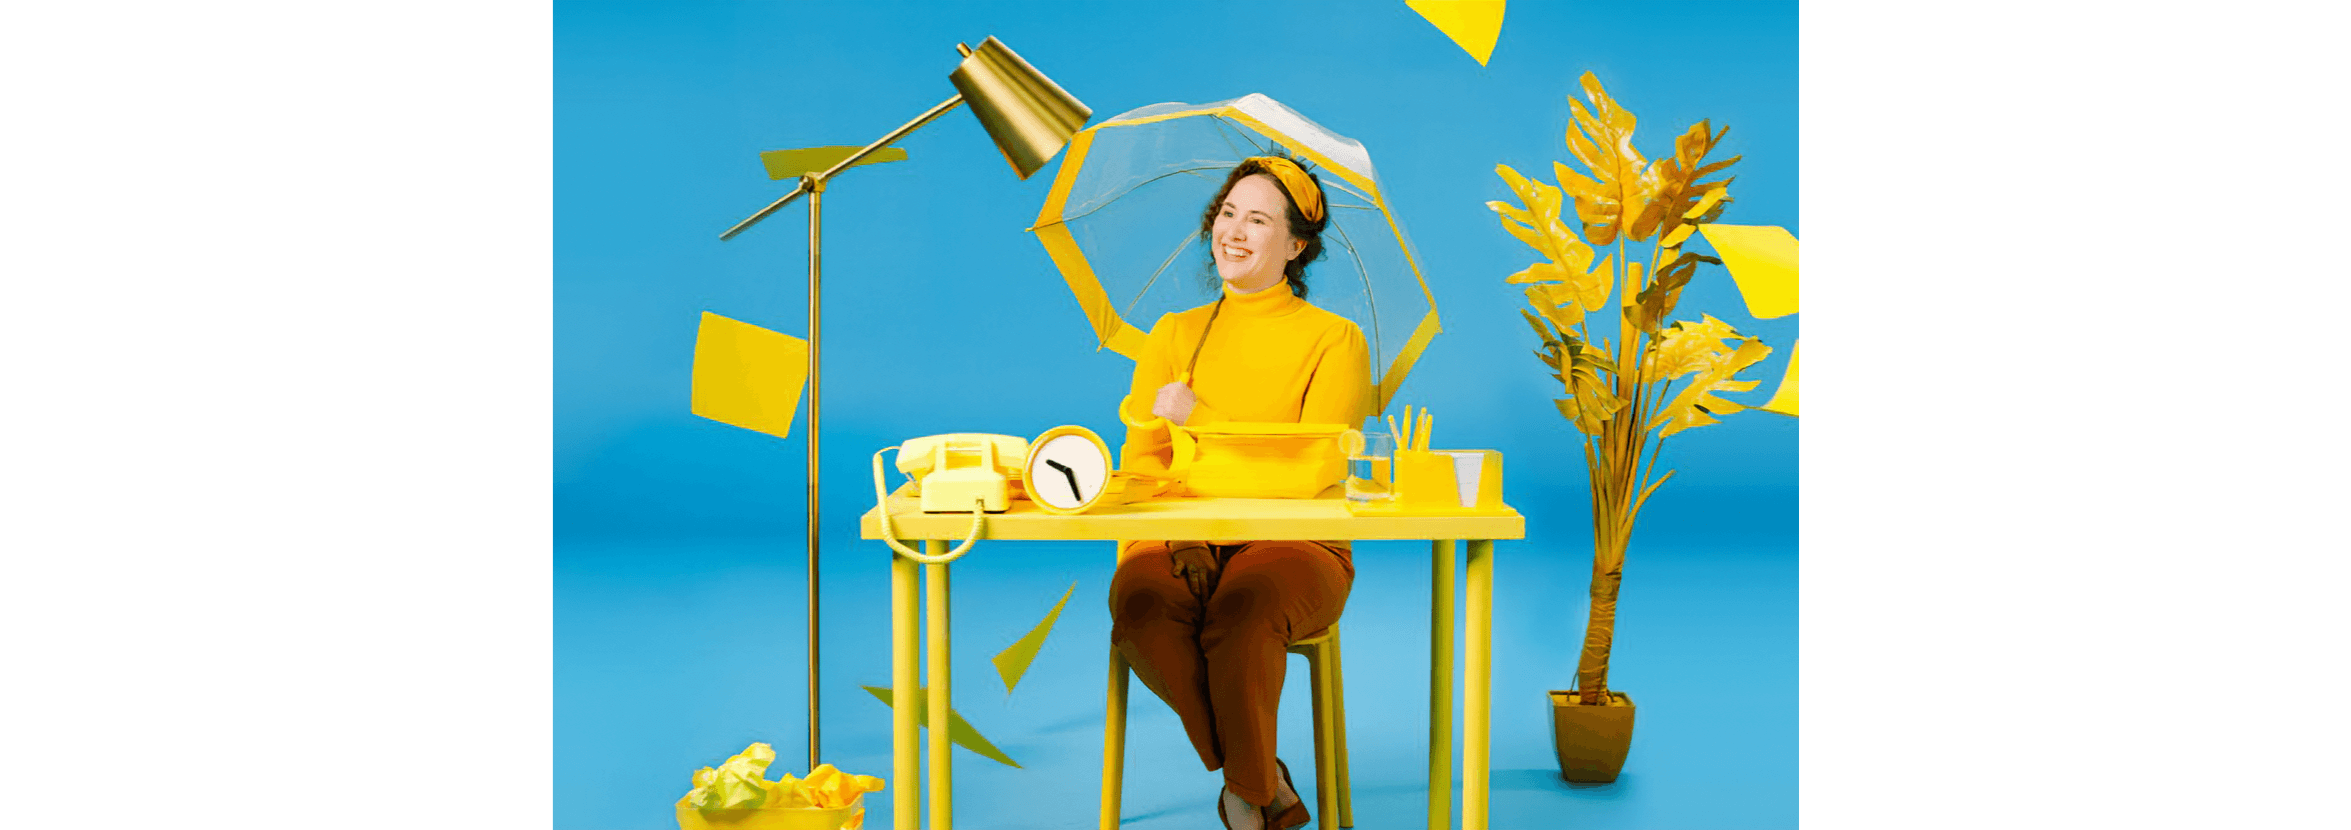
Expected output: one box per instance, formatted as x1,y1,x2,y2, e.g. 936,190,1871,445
1172,422,1349,499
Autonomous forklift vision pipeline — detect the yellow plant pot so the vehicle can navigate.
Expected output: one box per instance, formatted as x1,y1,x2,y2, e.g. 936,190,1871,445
1548,690,1635,783
675,800,863,830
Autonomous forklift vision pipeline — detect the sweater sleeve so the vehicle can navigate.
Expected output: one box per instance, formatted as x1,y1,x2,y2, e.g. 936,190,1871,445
1299,319,1373,428
1117,314,1179,474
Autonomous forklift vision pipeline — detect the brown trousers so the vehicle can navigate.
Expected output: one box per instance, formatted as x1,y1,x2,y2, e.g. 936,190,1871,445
1108,539,1353,807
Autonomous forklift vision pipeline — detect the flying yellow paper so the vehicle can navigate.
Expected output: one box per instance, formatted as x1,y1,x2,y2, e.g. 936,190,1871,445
691,311,809,439
860,685,1021,768
992,582,1075,694
761,146,909,180
1406,1,1507,66
1698,224,1798,320
1760,341,1798,416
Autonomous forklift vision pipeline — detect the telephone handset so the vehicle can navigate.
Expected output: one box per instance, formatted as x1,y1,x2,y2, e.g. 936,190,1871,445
895,433,1029,513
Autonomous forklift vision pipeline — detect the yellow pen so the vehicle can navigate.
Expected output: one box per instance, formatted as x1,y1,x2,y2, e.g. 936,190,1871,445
1386,413,1403,449
1417,411,1431,450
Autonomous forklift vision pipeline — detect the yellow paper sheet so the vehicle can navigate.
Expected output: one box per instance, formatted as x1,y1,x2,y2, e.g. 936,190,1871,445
991,582,1075,694
1697,224,1798,320
1760,341,1798,416
760,146,909,180
860,685,1021,768
691,311,810,439
1406,1,1507,66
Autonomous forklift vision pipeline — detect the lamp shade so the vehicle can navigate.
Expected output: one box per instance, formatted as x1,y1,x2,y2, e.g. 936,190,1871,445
948,37,1091,180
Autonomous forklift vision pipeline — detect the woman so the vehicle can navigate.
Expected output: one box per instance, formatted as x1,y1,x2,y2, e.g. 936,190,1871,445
1109,155,1371,830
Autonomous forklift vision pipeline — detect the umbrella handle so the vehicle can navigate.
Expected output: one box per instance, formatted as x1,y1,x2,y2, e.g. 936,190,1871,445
1118,391,1155,428
1118,393,1196,484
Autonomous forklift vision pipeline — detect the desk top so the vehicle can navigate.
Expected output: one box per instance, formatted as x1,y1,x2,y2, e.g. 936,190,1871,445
859,484,1524,542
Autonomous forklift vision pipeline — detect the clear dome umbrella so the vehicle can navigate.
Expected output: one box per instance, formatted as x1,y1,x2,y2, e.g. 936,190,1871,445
1030,93,1441,414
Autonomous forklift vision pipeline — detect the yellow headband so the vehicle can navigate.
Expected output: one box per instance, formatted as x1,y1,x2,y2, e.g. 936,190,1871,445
1248,156,1325,224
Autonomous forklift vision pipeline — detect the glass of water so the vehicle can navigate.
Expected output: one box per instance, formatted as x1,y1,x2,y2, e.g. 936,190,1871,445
1346,430,1395,505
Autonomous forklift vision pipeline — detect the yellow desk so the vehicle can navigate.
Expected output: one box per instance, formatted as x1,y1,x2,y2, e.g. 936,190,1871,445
859,487,1524,830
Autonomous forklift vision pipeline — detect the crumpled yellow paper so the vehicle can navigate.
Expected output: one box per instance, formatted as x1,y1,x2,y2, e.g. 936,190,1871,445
684,743,886,813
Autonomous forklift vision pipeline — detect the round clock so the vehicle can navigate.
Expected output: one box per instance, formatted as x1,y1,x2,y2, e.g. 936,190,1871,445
1024,425,1115,515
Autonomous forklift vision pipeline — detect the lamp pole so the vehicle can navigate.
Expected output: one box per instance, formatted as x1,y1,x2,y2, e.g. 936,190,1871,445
718,37,1087,777
722,95,967,774
802,173,822,774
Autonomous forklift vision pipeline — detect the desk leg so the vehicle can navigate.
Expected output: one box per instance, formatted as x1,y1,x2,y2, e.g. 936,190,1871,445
1465,540,1493,830
1429,540,1456,830
891,549,920,830
1101,646,1127,830
926,541,952,830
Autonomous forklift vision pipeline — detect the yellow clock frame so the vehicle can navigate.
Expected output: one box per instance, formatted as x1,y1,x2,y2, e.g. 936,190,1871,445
1023,424,1115,515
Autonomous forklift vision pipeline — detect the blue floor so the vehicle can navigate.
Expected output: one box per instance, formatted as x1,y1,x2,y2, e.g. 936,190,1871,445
556,529,1795,829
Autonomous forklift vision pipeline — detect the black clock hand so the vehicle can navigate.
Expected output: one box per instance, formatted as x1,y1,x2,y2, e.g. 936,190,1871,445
1046,459,1083,504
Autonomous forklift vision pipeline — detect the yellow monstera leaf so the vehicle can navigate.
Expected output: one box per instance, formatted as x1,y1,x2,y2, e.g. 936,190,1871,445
1492,163,1593,271
1555,333,1623,435
1645,314,1740,381
1648,121,1737,242
1649,337,1771,437
1557,73,1661,245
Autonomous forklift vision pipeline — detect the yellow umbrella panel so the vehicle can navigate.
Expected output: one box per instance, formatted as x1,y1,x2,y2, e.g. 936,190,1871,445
1031,93,1441,414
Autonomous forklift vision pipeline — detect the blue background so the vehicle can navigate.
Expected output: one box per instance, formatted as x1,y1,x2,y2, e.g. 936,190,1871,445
557,2,1796,828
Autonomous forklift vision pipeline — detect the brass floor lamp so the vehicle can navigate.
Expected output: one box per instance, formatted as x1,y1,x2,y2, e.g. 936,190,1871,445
717,37,1089,772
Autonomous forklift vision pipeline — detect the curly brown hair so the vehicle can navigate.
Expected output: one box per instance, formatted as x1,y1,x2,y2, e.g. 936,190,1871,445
1196,155,1328,299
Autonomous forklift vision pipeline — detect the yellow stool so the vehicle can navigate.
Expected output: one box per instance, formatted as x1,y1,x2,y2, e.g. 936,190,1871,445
1100,626,1353,828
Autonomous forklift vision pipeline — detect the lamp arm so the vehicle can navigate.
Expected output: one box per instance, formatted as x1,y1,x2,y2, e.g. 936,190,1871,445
719,93,966,241
721,177,813,241
815,93,964,184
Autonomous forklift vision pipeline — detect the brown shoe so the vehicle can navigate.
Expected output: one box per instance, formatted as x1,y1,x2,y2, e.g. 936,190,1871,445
1217,785,1255,830
1267,758,1308,830
1217,759,1310,830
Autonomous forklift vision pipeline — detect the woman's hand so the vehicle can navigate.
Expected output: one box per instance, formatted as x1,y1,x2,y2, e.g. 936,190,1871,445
1152,381,1198,424
1167,541,1219,601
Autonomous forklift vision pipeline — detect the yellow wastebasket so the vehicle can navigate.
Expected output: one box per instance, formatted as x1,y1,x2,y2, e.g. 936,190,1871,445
675,797,863,830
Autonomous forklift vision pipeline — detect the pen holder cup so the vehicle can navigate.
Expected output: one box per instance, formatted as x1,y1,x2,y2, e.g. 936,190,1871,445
1392,449,1504,511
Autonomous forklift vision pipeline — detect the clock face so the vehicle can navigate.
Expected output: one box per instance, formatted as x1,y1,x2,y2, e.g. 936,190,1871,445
1027,428,1111,512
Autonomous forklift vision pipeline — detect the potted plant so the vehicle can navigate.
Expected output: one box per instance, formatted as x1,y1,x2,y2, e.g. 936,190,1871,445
1488,73,1781,783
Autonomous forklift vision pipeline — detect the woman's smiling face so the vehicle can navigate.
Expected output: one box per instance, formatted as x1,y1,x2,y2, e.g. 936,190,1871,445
1210,173,1300,293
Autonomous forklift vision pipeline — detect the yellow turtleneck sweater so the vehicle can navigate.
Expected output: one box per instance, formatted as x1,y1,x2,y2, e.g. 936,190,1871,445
1118,281,1372,476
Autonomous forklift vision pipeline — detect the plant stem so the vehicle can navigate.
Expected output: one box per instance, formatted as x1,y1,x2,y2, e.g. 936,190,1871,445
1635,379,1671,493
1614,235,1634,505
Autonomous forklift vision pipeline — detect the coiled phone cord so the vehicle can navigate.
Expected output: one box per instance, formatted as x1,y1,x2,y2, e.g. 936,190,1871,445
871,445,986,564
